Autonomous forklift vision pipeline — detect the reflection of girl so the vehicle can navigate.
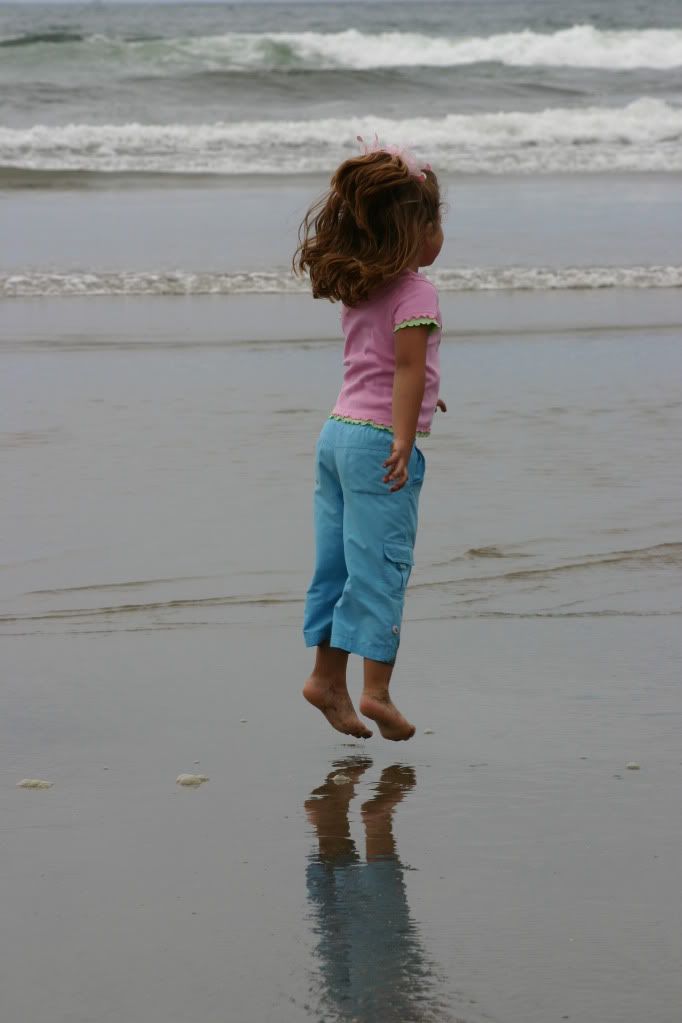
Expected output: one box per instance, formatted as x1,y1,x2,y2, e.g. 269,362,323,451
295,140,445,742
305,759,439,1022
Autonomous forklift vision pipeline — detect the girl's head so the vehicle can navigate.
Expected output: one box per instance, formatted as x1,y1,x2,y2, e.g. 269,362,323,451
293,146,443,307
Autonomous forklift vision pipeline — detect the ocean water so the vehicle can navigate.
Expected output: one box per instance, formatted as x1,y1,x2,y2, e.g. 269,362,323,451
1,0,682,296
3,2,682,175
1,0,681,617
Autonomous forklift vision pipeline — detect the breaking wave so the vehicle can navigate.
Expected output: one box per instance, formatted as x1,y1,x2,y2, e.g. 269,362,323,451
2,265,681,298
1,99,681,176
1,25,681,71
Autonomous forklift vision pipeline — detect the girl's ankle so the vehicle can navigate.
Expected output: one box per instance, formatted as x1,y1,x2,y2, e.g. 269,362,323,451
361,689,390,703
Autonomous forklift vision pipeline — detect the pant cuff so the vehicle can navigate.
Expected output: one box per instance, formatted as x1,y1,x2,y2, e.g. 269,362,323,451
330,628,398,664
303,627,332,649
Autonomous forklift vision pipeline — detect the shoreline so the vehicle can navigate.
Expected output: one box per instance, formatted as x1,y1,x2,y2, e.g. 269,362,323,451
3,167,682,190
2,288,681,353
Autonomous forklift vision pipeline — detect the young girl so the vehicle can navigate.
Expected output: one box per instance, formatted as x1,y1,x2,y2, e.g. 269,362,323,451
294,140,444,742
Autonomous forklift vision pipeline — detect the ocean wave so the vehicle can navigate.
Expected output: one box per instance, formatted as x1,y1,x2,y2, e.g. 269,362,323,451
0,31,85,48
414,542,682,592
1,100,681,176
3,542,679,634
3,265,681,298
1,25,681,71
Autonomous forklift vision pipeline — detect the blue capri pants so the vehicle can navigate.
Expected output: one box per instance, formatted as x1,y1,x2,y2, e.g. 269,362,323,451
303,418,425,664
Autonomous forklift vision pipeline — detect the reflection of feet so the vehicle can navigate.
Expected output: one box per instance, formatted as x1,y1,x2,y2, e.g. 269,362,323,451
359,693,415,741
361,764,417,818
305,758,373,856
303,675,373,739
305,756,373,817
314,757,374,793
361,764,416,861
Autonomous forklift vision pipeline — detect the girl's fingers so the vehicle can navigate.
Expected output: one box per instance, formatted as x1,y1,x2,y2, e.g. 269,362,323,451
383,449,409,485
382,453,401,478
385,463,408,487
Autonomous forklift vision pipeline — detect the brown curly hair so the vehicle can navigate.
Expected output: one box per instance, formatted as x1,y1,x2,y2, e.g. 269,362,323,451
293,150,441,307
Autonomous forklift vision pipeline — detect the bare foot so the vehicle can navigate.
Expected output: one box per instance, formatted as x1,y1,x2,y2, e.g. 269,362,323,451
359,693,415,741
303,675,373,739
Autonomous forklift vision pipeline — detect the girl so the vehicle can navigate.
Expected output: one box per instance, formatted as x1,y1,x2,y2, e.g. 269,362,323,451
294,140,444,742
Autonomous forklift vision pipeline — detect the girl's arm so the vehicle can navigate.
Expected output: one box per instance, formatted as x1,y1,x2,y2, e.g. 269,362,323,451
383,324,429,492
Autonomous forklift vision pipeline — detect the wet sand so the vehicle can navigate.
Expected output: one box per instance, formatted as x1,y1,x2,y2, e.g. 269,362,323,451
3,173,682,275
3,619,682,1023
2,291,682,1022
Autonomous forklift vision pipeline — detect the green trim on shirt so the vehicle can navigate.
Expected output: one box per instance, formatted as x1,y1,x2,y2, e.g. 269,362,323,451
393,316,440,333
329,413,430,438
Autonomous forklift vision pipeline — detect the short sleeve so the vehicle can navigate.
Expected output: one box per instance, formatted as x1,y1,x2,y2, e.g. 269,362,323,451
392,275,441,334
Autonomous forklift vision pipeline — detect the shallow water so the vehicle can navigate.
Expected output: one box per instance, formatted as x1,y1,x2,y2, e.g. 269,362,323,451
3,174,682,281
2,293,681,632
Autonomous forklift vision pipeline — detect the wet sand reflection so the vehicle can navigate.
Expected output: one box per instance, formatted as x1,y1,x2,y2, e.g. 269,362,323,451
305,758,448,1022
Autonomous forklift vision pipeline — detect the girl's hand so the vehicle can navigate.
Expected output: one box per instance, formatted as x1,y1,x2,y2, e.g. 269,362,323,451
436,398,447,412
383,441,412,492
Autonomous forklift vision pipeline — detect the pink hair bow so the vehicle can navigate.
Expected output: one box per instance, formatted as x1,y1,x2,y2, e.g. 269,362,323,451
357,134,431,182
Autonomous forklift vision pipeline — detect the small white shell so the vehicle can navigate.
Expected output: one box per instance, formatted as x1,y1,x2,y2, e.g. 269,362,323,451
176,774,209,787
424,728,435,735
331,773,351,785
17,778,53,789
626,762,640,771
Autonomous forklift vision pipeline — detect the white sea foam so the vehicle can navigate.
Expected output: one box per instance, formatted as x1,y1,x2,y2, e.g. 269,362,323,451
241,25,682,71
4,25,682,71
1,99,681,176
3,266,680,299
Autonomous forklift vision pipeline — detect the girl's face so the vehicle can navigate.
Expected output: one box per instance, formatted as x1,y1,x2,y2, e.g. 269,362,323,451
418,220,444,267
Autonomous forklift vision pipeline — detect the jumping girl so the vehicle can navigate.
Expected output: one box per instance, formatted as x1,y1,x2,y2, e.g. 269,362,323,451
294,139,445,742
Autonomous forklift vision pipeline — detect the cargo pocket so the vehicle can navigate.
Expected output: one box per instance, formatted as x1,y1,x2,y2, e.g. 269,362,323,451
383,542,414,590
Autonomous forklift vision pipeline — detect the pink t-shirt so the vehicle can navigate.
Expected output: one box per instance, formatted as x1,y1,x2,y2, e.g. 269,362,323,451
332,269,442,435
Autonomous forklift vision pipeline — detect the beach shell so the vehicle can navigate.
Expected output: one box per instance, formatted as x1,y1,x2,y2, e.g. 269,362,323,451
626,762,641,771
176,774,209,787
331,773,351,785
17,778,53,789
424,728,435,735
